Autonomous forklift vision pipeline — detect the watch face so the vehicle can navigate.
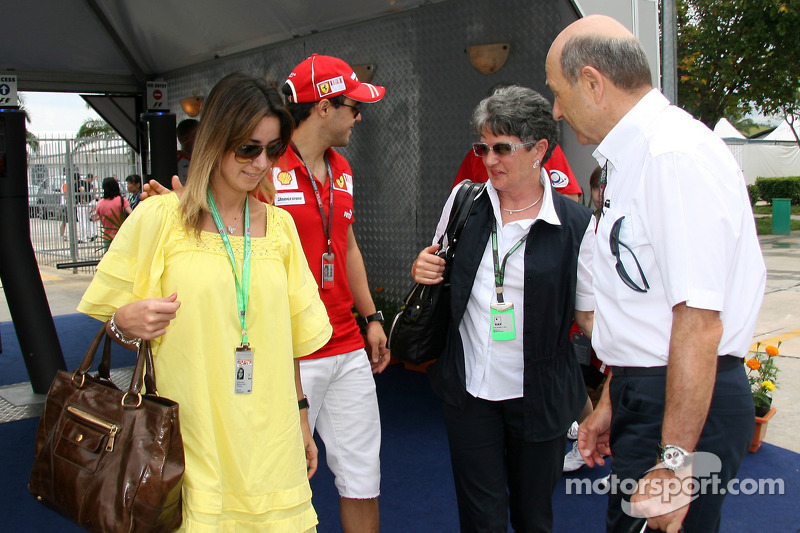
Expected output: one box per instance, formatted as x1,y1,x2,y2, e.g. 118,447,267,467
662,447,685,470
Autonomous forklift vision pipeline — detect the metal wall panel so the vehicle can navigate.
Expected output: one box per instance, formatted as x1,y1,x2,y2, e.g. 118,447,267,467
164,0,579,305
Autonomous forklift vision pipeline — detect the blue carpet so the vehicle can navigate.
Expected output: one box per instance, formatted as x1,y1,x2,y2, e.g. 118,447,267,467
2,315,799,531
1,313,138,386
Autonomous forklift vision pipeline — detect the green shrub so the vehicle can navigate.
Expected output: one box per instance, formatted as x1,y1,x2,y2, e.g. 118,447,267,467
747,184,760,206
754,176,800,205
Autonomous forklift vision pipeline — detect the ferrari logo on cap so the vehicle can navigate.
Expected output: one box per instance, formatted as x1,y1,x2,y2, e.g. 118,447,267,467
317,76,346,97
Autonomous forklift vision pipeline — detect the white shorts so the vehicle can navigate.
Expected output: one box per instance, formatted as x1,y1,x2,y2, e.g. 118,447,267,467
299,349,381,499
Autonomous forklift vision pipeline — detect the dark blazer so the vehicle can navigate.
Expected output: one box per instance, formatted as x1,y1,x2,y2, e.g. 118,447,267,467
428,190,592,441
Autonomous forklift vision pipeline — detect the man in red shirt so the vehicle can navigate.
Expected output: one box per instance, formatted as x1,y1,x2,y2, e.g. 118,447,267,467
271,54,388,532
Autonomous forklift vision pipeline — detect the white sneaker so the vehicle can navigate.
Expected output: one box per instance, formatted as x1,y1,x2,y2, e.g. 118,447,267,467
566,421,579,440
563,441,586,472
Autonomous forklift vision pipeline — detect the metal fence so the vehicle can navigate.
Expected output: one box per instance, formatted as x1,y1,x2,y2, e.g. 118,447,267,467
27,136,141,274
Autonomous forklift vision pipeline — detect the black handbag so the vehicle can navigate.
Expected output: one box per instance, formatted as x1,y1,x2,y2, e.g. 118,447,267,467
388,180,484,364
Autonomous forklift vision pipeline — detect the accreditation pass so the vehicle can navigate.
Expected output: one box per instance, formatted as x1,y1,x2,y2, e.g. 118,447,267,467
235,345,254,394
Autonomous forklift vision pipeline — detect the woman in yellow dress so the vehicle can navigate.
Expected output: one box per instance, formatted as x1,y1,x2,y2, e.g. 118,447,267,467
78,73,332,532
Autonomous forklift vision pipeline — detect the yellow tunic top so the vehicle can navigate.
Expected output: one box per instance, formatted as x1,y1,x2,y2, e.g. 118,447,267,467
78,194,331,532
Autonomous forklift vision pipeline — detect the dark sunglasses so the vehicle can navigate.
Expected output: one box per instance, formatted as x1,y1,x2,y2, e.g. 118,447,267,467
472,140,536,158
609,216,649,293
233,141,287,164
339,102,361,118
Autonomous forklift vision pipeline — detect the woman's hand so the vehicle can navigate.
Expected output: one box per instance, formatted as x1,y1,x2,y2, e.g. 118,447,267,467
113,293,181,340
301,413,318,479
411,244,446,285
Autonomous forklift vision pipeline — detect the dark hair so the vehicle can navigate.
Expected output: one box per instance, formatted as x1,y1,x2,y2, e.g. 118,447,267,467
471,86,559,164
281,82,347,125
125,174,141,184
102,177,121,199
589,166,603,188
176,119,198,140
560,35,652,91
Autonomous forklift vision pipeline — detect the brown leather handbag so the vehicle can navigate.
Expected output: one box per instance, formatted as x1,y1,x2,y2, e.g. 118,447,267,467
28,323,184,533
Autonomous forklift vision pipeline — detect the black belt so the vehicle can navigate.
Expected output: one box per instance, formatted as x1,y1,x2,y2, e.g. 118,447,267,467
611,355,743,377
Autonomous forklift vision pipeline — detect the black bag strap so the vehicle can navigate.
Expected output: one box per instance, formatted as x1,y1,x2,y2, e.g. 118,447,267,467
439,180,484,259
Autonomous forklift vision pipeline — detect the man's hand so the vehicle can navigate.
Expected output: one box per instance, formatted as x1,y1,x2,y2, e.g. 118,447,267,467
629,466,693,532
140,175,183,200
365,321,391,374
578,373,613,467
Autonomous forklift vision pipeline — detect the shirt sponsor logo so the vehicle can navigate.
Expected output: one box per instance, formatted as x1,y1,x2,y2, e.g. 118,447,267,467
344,209,352,220
272,168,298,190
274,192,305,206
333,172,353,195
317,76,346,96
549,169,570,188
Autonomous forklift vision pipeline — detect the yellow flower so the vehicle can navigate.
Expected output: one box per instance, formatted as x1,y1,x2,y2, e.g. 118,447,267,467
746,358,761,370
762,381,776,391
765,345,779,357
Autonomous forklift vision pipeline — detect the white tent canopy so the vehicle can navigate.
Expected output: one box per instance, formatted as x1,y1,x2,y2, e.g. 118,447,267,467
713,117,800,184
763,116,800,142
713,118,746,139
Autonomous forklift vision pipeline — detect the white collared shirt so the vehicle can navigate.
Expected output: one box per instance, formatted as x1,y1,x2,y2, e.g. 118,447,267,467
591,89,766,368
432,172,595,400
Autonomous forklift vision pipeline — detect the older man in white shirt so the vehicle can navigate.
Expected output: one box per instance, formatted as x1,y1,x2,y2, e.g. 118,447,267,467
546,15,765,533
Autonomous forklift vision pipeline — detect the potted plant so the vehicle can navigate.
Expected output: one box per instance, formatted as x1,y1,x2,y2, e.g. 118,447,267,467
745,342,780,452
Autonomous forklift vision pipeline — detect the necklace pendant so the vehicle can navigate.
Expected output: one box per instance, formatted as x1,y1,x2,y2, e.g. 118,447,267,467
227,226,236,234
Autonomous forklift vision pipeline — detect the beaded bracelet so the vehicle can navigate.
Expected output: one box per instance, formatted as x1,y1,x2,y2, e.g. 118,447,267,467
109,312,142,349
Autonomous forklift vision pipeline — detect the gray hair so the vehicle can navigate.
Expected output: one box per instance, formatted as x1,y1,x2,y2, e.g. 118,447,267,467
560,35,652,91
471,86,559,163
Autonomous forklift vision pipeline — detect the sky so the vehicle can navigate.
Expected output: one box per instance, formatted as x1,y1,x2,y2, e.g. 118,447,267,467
20,91,102,137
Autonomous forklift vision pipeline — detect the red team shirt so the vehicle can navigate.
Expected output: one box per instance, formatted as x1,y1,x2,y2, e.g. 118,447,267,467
268,146,364,359
450,144,582,196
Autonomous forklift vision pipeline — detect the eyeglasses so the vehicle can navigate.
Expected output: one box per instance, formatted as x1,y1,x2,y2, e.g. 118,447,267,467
609,216,649,293
472,140,536,158
233,141,287,163
339,102,361,118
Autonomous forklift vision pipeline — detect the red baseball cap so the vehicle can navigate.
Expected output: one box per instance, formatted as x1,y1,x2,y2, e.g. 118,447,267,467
284,54,386,104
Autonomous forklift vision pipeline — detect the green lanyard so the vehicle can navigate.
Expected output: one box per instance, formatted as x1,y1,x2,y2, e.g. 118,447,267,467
491,219,528,304
207,191,252,346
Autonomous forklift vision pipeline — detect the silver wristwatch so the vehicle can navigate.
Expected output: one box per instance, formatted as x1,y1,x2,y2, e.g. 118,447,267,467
659,444,690,471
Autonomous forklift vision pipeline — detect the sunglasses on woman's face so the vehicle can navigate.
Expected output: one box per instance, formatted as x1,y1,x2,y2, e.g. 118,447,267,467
472,140,536,158
233,141,287,164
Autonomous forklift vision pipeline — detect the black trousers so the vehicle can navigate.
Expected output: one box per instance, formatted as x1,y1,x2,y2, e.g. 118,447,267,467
606,361,755,533
443,394,566,533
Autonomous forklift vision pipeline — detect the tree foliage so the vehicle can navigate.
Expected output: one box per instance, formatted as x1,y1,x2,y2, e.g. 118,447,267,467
677,0,800,130
18,93,40,154
76,118,115,139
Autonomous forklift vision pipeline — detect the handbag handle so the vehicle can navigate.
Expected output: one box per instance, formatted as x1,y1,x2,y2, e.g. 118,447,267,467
438,180,484,261
72,322,159,403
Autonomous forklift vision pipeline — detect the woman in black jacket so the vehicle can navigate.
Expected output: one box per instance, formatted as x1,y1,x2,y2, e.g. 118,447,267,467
411,86,596,533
